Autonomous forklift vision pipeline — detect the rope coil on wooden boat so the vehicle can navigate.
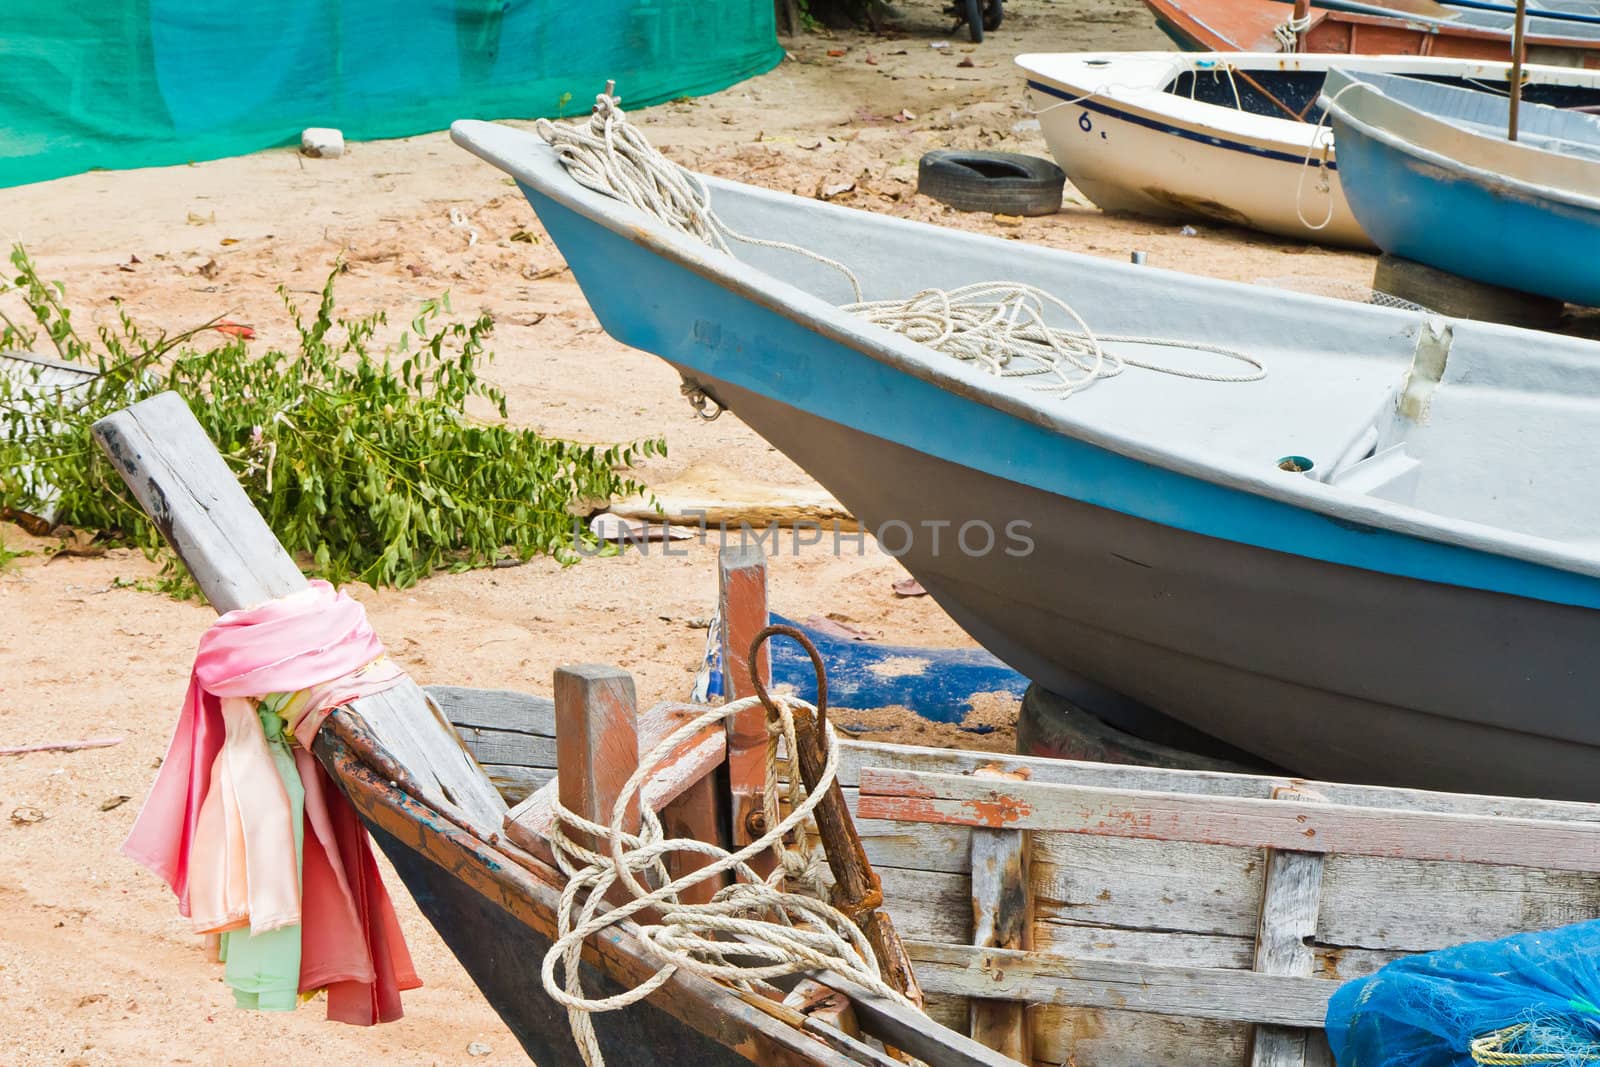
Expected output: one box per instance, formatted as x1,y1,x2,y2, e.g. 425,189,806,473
537,84,1266,403
540,637,920,1067
1273,13,1314,50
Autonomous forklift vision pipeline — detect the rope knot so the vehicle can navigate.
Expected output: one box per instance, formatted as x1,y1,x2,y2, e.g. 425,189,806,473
539,692,917,1067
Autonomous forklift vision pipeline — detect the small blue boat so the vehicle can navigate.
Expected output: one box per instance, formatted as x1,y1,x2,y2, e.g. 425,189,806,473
453,117,1600,800
1322,68,1600,307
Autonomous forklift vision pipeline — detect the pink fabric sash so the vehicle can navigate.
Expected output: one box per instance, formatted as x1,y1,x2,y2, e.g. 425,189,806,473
122,580,418,1023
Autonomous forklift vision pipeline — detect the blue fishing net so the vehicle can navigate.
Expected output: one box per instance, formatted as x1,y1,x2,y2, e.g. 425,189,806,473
1,0,781,189
1327,919,1600,1066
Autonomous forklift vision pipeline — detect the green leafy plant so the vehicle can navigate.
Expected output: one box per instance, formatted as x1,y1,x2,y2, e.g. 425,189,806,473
0,246,662,594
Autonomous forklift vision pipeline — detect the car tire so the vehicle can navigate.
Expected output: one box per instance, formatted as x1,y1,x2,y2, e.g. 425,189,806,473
916,149,1065,216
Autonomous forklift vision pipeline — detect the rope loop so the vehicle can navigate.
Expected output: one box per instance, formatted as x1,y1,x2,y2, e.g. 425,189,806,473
542,691,916,1067
536,83,1266,400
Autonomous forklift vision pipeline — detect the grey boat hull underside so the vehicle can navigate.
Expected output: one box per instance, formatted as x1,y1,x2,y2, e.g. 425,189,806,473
689,370,1600,803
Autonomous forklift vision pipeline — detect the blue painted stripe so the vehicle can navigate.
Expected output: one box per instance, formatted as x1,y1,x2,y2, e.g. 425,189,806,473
523,184,1600,612
1027,79,1337,170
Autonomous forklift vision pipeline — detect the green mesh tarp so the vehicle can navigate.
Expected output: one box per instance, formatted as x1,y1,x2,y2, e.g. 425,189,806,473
1,1,782,189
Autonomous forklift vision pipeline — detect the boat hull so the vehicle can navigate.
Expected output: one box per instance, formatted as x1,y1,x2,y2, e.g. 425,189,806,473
1022,57,1367,247
1143,0,1600,64
680,373,1600,801
1030,84,1366,246
463,125,1600,801
1330,102,1600,306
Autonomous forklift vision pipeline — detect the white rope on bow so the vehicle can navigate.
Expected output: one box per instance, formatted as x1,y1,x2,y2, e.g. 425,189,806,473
535,87,864,302
536,85,1265,404
541,693,914,1067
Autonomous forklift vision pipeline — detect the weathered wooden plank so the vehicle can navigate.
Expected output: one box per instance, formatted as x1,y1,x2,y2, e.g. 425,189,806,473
834,789,973,874
906,943,1334,1028
923,991,969,1035
720,545,771,853
1032,1006,1250,1067
805,857,971,947
1315,852,1600,952
1033,922,1256,970
837,740,1600,823
478,763,552,805
555,665,641,857
1250,789,1326,1067
427,684,556,736
451,725,559,768
91,391,505,829
1027,833,1600,961
858,769,1600,873
968,768,1031,1062
1031,836,1267,939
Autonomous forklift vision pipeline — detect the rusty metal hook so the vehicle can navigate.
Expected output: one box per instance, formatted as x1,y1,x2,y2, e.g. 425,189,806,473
747,623,828,731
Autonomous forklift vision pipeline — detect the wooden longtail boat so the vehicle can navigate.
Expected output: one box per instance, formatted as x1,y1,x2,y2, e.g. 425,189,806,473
94,392,1600,1065
1142,0,1600,65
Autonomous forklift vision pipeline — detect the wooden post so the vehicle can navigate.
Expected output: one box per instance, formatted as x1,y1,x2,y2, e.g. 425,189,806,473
90,392,505,829
1248,787,1327,1067
1509,0,1528,141
720,545,771,854
968,767,1033,1062
553,665,641,857
1291,0,1311,51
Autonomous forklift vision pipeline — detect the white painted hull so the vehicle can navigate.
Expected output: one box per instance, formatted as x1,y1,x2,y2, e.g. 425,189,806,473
1017,52,1600,248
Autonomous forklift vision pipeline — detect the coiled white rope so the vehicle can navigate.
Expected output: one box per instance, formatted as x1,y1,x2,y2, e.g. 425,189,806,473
536,86,1264,404
535,88,864,302
542,693,915,1067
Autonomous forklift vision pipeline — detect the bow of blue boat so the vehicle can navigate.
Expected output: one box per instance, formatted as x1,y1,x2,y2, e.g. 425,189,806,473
452,118,1600,603
452,117,1600,797
1322,68,1600,307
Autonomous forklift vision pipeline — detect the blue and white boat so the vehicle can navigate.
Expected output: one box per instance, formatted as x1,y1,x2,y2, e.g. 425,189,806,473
1018,52,1600,248
1322,68,1600,306
454,117,1600,801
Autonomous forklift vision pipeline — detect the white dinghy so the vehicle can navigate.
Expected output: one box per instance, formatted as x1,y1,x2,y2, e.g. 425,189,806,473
1016,51,1600,247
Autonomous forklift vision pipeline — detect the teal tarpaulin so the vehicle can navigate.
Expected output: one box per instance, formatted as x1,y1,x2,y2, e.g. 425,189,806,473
1,1,782,189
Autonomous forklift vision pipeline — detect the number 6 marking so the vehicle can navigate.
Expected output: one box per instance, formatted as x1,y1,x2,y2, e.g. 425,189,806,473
1079,110,1093,132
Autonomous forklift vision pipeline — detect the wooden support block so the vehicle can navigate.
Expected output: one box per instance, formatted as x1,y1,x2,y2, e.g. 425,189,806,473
1250,788,1328,1067
90,392,505,829
554,665,641,856
719,545,771,852
1374,253,1563,331
968,767,1033,1063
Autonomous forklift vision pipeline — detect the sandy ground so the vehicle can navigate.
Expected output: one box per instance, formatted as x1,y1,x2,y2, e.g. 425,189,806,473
1,2,1376,1063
